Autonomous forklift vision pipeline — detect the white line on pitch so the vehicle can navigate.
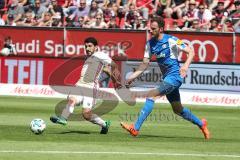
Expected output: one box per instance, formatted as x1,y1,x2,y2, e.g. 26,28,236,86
0,151,240,158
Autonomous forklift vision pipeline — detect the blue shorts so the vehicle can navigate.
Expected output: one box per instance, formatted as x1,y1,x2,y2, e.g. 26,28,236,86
157,81,181,103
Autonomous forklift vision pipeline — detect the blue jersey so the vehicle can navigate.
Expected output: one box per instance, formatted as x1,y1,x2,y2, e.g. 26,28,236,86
144,34,186,86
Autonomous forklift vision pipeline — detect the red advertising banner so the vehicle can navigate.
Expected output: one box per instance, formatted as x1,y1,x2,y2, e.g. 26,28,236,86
0,56,121,86
65,29,146,59
0,27,146,59
170,32,234,63
235,34,240,63
0,57,82,85
0,27,63,57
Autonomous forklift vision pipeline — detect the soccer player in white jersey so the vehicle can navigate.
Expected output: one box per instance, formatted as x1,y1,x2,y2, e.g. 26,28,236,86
121,17,210,139
50,37,121,134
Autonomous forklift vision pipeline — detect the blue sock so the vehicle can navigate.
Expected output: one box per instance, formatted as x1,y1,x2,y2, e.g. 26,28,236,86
180,107,203,128
134,98,155,131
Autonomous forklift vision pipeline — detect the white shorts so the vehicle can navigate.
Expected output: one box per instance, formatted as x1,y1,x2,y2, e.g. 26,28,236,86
69,83,99,109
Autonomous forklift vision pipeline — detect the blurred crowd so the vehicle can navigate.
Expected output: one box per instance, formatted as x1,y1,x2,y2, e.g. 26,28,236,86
0,0,239,32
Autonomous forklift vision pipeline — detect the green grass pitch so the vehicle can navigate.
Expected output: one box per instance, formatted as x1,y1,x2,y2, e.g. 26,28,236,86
0,96,240,160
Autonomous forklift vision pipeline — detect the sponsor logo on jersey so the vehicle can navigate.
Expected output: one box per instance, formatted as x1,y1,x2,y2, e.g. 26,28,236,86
156,52,166,58
176,39,183,45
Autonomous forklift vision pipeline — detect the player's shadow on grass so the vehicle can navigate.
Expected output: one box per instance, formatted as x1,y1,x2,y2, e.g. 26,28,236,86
58,130,91,134
139,134,182,139
139,134,205,141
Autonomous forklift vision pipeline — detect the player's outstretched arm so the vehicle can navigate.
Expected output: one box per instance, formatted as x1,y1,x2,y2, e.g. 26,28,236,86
180,46,195,78
126,57,150,86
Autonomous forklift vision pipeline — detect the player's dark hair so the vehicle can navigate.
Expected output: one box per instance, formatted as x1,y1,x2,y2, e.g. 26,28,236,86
151,16,165,29
84,37,98,46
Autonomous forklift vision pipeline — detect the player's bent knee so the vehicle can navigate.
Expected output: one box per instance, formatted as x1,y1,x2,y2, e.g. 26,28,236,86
171,102,183,115
147,89,160,98
82,110,92,121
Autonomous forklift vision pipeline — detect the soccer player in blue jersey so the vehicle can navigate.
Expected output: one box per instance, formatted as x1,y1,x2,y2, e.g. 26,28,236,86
120,17,210,139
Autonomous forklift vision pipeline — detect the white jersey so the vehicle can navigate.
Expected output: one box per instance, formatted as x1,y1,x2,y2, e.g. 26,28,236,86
78,51,112,85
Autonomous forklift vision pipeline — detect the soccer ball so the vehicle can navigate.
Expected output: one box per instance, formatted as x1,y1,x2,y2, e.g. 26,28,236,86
0,48,10,56
30,118,46,135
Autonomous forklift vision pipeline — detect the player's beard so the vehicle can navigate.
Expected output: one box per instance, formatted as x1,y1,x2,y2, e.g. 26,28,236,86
151,31,159,39
152,33,159,40
86,50,93,57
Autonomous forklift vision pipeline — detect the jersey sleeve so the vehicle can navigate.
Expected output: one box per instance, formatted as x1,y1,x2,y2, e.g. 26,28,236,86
93,51,112,65
171,36,186,50
144,42,152,59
